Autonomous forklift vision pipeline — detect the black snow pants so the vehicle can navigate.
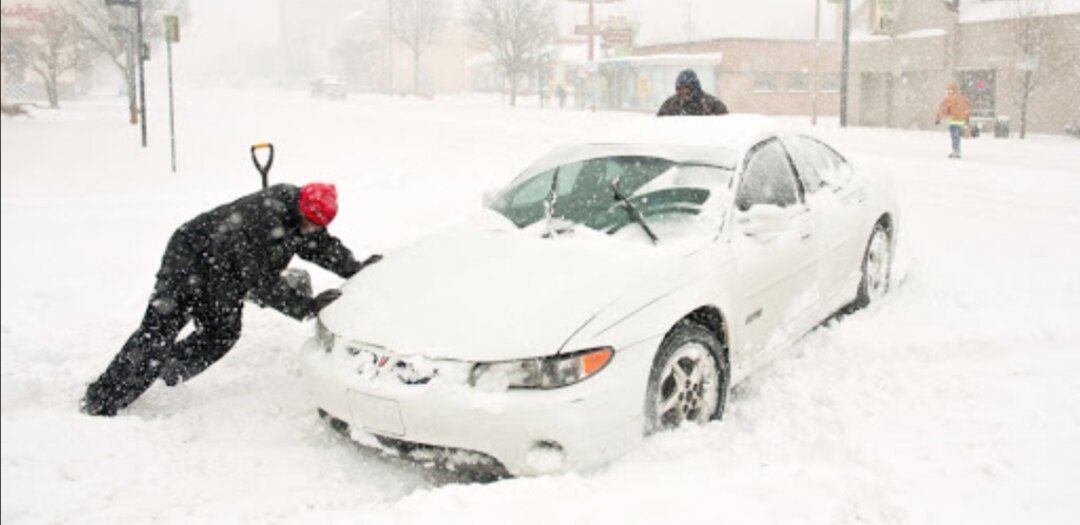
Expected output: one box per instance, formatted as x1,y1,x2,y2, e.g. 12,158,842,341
81,282,243,416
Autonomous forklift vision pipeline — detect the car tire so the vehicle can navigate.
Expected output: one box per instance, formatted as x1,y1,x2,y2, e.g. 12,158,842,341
853,223,891,309
644,321,729,434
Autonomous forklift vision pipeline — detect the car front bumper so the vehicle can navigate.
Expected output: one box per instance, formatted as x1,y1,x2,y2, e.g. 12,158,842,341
300,336,659,476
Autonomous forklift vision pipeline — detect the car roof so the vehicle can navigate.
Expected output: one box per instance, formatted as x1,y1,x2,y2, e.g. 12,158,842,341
515,115,779,180
590,114,778,154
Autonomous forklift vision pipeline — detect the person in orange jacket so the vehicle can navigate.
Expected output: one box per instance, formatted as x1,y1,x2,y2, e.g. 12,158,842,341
936,82,972,159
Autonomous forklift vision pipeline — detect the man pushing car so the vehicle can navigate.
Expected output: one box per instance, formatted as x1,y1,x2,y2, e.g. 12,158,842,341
81,182,380,416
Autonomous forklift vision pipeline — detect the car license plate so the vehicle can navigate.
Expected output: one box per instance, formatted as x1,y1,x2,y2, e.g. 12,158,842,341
347,390,405,437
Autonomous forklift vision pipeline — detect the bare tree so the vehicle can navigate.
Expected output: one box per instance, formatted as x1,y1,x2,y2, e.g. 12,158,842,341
61,0,187,123
389,0,446,96
1008,0,1051,139
6,7,88,108
467,0,557,106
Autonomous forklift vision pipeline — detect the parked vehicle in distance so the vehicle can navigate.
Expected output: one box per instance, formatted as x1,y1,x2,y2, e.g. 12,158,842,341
310,76,348,100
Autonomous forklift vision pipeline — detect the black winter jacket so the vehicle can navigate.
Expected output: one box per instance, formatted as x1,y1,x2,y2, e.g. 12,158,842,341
657,91,729,117
156,184,362,319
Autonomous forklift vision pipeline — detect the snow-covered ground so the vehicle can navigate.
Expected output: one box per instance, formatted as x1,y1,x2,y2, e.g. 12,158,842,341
2,89,1079,524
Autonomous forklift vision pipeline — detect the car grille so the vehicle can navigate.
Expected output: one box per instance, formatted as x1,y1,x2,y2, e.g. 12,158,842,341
343,342,440,385
318,408,509,481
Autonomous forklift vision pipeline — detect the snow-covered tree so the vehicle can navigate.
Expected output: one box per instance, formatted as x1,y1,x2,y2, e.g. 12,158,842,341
60,0,188,123
467,0,558,106
6,7,88,108
1007,0,1051,139
390,0,446,96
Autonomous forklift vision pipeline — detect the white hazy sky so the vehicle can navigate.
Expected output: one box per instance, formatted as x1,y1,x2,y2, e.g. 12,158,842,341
175,0,843,84
182,0,842,50
572,0,842,45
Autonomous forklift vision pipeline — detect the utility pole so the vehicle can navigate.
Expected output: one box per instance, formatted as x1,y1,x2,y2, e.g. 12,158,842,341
588,0,595,61
569,0,624,62
839,0,851,127
811,0,821,125
386,0,395,92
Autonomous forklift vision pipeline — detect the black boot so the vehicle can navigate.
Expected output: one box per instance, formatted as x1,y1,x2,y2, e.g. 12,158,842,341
81,360,160,417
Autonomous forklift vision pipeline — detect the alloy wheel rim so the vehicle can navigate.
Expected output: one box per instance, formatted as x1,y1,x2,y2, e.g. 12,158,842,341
866,229,890,302
655,343,719,431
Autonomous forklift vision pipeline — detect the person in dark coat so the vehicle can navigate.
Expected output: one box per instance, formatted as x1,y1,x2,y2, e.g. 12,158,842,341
657,69,729,117
81,183,380,416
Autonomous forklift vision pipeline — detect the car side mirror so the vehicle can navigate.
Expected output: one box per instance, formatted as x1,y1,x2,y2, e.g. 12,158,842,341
735,204,793,237
481,187,501,208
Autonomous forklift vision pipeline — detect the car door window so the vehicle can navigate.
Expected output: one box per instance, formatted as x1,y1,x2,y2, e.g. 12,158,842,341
816,143,853,188
782,136,853,191
735,140,801,211
816,143,851,189
782,136,825,194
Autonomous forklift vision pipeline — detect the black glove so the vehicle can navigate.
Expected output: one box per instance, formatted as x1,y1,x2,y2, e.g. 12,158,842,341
312,289,343,314
361,254,383,268
159,358,182,387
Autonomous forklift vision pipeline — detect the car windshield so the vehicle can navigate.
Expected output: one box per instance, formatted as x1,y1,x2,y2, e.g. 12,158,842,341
489,155,733,243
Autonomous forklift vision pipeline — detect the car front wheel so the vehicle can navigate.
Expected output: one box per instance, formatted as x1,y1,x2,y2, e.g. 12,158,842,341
644,322,729,434
855,223,892,308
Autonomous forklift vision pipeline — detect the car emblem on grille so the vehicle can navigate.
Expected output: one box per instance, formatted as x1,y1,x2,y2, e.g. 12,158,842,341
346,343,437,384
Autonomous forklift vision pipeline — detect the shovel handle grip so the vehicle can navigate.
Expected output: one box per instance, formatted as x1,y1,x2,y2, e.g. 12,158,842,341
250,143,274,189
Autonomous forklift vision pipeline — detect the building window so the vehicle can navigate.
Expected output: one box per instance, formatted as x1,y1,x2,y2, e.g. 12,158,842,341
788,72,809,93
819,74,840,93
870,0,898,35
753,73,777,93
958,69,996,119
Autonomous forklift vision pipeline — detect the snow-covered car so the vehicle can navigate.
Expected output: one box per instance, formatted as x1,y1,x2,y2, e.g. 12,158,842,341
310,76,348,100
303,116,899,476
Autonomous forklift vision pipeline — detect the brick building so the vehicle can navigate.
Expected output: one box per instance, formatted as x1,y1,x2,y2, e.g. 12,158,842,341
849,0,1080,134
630,38,841,117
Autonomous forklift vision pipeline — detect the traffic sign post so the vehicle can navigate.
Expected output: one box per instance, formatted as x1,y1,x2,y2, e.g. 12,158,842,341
165,15,179,173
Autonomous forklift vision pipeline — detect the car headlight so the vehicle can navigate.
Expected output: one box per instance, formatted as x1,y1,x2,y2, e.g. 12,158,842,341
469,347,613,390
315,319,335,353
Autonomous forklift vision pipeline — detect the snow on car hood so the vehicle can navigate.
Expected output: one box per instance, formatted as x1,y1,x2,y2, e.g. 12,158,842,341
319,218,677,362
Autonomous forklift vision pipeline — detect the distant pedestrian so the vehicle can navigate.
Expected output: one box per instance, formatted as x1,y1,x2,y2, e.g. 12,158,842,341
936,82,971,159
657,69,728,117
81,183,381,417
556,84,567,109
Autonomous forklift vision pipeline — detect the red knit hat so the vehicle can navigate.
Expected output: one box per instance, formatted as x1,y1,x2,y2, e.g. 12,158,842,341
298,183,338,226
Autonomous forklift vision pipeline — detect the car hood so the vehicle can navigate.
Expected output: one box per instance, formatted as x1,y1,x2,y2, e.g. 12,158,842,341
319,220,676,362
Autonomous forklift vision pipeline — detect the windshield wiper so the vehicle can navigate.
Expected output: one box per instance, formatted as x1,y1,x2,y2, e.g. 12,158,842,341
610,177,659,245
543,167,563,238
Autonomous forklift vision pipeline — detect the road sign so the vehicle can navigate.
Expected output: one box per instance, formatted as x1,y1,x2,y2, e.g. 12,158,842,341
165,15,179,43
602,27,632,49
575,24,601,36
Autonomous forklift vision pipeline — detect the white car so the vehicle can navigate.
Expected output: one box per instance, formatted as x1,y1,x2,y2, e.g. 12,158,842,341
303,116,899,476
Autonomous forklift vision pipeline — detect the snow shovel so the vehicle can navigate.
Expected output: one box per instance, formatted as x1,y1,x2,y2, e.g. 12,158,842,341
250,142,274,189
244,142,315,310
